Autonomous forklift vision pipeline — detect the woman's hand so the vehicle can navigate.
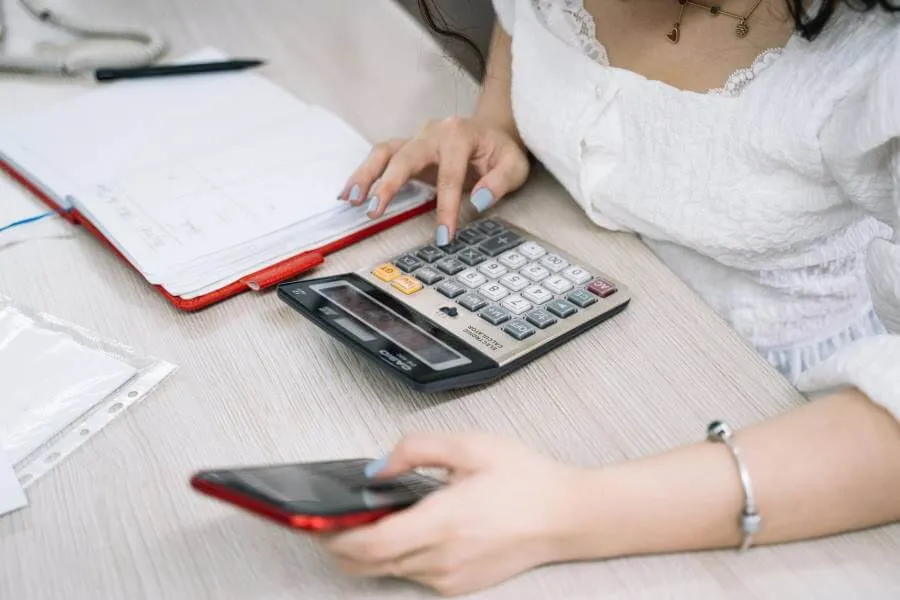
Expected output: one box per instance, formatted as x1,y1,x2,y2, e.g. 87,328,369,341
319,433,583,596
337,117,530,245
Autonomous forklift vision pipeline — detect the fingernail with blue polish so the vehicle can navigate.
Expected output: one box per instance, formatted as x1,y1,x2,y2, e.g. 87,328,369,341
470,188,494,213
367,196,380,215
365,457,388,478
435,224,450,246
349,184,361,203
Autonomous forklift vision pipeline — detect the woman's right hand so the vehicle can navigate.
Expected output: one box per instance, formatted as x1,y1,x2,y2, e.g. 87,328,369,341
337,117,530,245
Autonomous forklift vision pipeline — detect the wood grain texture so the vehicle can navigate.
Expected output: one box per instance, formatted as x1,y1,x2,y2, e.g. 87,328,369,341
1,1,898,598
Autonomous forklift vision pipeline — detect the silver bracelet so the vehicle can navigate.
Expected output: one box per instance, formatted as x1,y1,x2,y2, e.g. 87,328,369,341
706,420,762,551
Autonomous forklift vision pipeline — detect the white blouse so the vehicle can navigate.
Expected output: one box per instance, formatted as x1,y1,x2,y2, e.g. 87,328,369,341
492,0,900,417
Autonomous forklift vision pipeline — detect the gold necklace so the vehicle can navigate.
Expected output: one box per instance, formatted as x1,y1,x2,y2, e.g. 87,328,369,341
667,0,765,43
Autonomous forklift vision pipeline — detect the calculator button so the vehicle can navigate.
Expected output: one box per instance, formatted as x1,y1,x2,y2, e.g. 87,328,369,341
478,282,509,301
587,278,617,298
478,260,507,279
498,251,528,270
518,241,547,260
523,285,553,305
458,268,488,288
395,254,423,273
458,247,487,266
437,279,466,299
416,245,445,263
438,239,468,254
480,305,511,326
539,253,569,272
392,275,423,295
546,299,578,319
543,275,573,295
475,219,504,236
521,263,550,282
567,289,598,308
562,265,591,284
479,231,524,256
500,294,533,315
436,257,466,275
415,267,444,285
457,227,486,245
503,319,535,340
526,309,557,329
499,272,529,292
457,293,488,312
372,263,401,282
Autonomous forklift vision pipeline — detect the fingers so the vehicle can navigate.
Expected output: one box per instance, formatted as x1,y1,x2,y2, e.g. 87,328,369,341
466,149,530,216
364,138,437,218
338,139,406,205
433,136,475,243
322,500,446,566
368,433,485,480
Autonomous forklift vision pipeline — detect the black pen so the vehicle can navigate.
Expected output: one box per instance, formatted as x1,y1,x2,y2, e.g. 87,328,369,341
95,59,265,82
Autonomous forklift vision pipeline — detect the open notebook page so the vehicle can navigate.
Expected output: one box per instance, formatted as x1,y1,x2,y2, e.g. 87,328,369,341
0,49,305,208
71,106,432,297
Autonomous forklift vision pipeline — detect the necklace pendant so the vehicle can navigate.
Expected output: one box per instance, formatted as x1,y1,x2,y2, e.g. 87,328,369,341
666,22,681,43
735,19,750,38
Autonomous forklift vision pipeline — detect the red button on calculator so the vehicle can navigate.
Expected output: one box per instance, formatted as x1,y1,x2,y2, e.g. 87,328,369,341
587,278,617,298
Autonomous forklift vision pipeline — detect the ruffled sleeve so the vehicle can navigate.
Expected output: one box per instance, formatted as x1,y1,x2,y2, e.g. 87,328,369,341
492,0,517,35
796,28,900,419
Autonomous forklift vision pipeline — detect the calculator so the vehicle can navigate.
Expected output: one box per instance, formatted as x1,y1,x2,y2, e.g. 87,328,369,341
277,219,630,392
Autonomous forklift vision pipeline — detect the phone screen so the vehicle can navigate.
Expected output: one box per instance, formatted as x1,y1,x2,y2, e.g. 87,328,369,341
193,459,441,517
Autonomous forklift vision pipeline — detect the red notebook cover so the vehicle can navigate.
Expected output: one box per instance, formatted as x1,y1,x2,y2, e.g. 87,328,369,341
2,160,435,312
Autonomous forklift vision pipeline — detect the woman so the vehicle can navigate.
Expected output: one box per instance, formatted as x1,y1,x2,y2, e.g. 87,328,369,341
330,0,900,595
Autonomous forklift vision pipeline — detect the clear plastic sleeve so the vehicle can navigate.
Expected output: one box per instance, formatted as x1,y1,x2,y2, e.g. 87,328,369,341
0,295,176,487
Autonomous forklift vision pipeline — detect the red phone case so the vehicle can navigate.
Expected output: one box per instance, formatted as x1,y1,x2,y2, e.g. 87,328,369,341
190,475,395,532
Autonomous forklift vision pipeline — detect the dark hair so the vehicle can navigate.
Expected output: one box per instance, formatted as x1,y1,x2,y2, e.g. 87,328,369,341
418,0,899,80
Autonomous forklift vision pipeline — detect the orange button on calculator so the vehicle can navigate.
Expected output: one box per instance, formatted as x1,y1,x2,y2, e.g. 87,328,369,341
391,275,423,295
372,263,401,282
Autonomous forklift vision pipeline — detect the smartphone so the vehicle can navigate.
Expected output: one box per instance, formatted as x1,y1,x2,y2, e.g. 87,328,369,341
190,458,442,532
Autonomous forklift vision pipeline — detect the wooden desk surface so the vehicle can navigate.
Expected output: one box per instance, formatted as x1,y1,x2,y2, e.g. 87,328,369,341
1,1,898,598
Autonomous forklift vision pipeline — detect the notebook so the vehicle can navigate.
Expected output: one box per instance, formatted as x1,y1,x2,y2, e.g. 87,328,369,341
0,49,434,310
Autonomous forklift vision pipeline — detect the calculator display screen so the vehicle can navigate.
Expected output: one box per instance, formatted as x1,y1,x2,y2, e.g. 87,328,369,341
313,282,470,370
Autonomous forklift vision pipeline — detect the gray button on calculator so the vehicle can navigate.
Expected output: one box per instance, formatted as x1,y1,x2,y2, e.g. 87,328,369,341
457,228,486,244
457,293,487,312
395,254,423,272
458,247,487,266
567,289,598,308
546,299,577,318
438,239,467,254
475,220,504,236
479,231,524,257
525,309,557,329
437,279,466,298
436,257,466,275
480,305,511,325
503,319,535,340
416,245,445,263
415,267,444,285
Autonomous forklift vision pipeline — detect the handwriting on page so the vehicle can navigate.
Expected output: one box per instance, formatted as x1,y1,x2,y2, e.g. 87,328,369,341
76,113,371,278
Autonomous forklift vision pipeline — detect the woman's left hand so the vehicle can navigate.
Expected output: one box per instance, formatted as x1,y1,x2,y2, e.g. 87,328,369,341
319,433,585,596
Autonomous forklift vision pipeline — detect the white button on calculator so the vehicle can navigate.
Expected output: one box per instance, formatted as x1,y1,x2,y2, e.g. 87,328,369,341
479,282,510,301
539,253,569,272
519,241,546,260
562,265,591,285
498,251,528,270
478,260,507,279
523,285,553,305
499,272,529,292
458,268,487,288
501,294,533,315
520,263,550,282
543,275,573,295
